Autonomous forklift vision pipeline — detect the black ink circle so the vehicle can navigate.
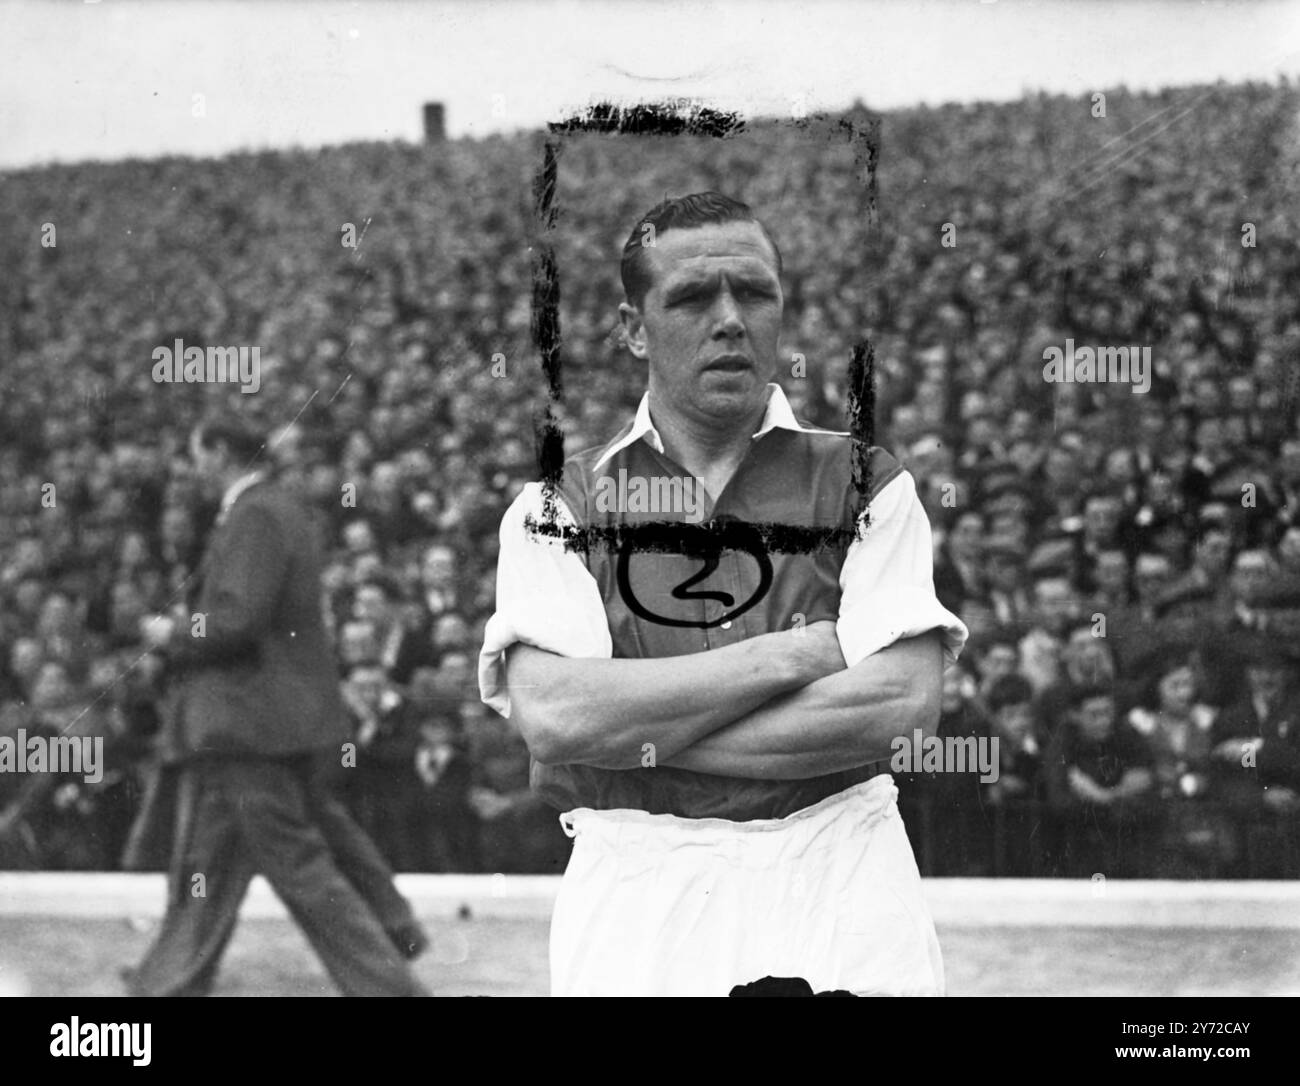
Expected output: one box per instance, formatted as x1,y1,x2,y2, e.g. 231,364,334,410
615,519,774,629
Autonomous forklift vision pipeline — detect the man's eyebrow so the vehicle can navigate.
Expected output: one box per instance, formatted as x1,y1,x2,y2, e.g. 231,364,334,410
662,266,778,300
662,272,713,297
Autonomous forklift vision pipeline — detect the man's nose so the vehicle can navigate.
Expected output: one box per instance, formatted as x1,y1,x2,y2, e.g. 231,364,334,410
711,289,746,338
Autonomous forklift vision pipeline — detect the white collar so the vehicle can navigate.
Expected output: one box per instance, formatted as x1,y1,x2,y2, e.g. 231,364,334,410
593,383,811,469
218,471,268,520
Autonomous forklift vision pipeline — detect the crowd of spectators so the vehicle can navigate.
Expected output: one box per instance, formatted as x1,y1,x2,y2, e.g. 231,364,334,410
1,80,1298,876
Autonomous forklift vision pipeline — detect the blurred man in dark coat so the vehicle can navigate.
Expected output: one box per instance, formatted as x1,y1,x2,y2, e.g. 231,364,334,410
127,414,426,996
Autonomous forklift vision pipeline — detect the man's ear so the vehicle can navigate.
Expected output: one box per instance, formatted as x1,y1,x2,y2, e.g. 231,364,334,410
618,302,648,361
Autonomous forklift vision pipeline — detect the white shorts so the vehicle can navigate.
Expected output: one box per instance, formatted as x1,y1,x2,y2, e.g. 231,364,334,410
549,774,944,996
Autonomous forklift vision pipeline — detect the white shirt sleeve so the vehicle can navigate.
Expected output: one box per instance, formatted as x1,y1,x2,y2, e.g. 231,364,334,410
836,469,968,667
477,483,613,718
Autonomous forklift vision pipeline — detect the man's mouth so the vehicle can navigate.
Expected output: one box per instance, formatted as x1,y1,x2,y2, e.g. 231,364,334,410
704,354,753,373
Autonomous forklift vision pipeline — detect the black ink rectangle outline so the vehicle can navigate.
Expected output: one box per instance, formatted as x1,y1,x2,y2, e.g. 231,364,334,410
525,99,880,558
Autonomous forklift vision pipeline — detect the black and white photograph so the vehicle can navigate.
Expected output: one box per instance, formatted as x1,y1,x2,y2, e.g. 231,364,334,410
1,0,1298,1046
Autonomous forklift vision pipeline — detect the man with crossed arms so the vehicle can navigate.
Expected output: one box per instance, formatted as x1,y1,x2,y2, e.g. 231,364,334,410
480,192,966,996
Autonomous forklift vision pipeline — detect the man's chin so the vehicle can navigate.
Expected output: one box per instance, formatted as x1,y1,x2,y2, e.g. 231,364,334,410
693,372,767,416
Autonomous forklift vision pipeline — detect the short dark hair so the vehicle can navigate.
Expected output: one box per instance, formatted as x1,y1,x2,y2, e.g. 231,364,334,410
620,191,782,310
194,413,265,464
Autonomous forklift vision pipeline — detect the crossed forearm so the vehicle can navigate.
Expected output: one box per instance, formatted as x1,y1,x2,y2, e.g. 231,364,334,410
503,623,845,768
662,631,943,780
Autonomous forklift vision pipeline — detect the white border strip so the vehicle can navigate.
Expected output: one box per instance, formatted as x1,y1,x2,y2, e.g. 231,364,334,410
2,874,1299,927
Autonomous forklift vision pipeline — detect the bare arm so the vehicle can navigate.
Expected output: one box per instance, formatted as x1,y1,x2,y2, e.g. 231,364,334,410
503,621,846,768
661,631,943,780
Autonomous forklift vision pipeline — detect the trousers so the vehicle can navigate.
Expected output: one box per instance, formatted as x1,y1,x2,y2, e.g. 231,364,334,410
130,755,426,996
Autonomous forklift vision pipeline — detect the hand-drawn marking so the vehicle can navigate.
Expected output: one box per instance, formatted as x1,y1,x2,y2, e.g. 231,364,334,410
615,518,774,629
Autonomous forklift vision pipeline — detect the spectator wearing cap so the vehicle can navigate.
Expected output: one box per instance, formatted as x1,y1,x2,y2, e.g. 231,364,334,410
1133,469,1187,532
1040,445,1087,535
1182,416,1233,510
408,656,479,872
337,619,381,673
340,662,424,871
1101,448,1143,511
1018,573,1081,694
934,509,985,615
1105,551,1175,679
983,673,1047,875
1158,523,1233,632
971,634,1021,714
1279,526,1300,581
1211,639,1300,874
364,461,425,547
1045,685,1155,877
1274,439,1300,535
894,663,993,876
419,542,460,619
1140,512,1191,572
984,534,1032,631
1085,548,1131,616
1036,622,1119,743
352,573,435,686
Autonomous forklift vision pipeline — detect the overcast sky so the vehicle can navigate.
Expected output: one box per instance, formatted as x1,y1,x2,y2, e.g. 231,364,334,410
2,0,1298,170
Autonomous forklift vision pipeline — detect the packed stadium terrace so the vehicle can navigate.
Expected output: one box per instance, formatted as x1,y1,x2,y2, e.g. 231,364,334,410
1,80,1298,877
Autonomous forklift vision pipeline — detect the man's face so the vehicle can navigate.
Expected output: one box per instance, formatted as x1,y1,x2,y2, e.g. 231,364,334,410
188,429,226,495
1279,528,1300,570
161,508,194,549
1280,441,1300,484
1083,496,1121,541
1065,629,1112,683
993,703,1034,745
437,652,473,697
347,667,387,711
1229,552,1272,604
1095,551,1129,594
1247,662,1288,702
1075,696,1116,743
981,644,1019,682
433,613,470,651
1133,555,1172,600
343,521,376,555
950,513,983,558
353,586,391,625
421,546,456,589
1034,579,1079,635
1194,530,1231,574
1158,666,1196,712
941,667,969,713
621,221,783,428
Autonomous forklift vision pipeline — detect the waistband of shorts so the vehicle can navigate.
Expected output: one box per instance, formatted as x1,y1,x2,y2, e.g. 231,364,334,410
559,771,898,841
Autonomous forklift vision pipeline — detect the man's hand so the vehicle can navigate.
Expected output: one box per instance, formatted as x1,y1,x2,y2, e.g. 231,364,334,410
662,630,944,780
790,620,847,677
